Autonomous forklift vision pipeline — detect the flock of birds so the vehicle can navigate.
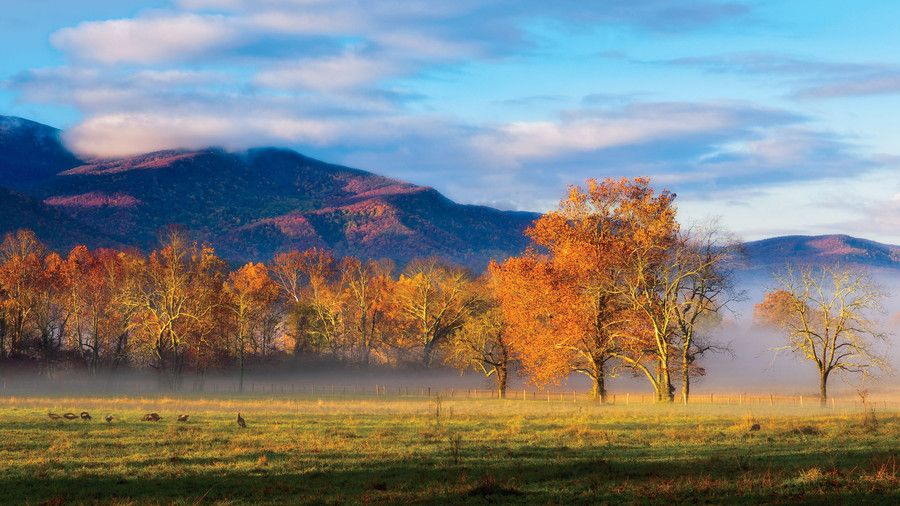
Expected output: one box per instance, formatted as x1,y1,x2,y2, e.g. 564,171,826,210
47,411,248,427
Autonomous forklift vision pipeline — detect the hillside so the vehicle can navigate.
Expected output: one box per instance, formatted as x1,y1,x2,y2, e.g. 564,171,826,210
0,116,537,268
0,187,121,251
742,234,900,271
0,116,81,191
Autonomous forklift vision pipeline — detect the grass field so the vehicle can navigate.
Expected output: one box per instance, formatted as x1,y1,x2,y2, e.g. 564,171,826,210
1,394,897,505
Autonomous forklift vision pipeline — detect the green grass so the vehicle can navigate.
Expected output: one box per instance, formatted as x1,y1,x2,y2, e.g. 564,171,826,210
0,395,897,505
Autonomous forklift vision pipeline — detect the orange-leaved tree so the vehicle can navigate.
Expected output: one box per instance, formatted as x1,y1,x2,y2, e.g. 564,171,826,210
123,229,225,389
225,262,280,392
446,267,512,397
339,257,394,366
391,257,478,368
593,178,683,402
497,178,677,402
0,230,47,360
270,248,344,356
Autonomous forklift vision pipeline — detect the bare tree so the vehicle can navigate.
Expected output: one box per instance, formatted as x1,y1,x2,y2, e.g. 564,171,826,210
755,265,890,405
670,226,743,404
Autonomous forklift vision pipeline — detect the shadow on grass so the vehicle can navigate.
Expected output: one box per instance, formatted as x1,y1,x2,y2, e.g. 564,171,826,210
4,446,897,505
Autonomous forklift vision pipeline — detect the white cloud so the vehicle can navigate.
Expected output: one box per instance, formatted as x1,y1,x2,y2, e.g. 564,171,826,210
63,112,344,157
246,9,364,35
50,13,239,65
255,52,399,91
677,170,900,244
472,104,750,166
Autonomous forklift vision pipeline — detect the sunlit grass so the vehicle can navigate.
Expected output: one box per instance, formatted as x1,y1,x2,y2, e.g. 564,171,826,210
0,395,896,504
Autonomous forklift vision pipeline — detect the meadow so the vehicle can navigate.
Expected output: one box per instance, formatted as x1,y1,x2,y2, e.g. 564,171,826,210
1,394,897,505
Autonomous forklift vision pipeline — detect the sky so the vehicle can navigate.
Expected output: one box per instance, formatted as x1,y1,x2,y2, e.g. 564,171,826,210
1,0,899,243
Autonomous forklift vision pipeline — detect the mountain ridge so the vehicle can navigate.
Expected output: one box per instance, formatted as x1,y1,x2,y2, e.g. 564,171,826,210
1,115,897,271
741,233,900,271
0,116,538,268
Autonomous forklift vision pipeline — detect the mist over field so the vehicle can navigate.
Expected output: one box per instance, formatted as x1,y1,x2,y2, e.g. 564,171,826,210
687,269,899,395
2,267,896,400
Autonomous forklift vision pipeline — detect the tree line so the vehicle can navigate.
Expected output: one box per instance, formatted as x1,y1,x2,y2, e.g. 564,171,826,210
0,178,890,402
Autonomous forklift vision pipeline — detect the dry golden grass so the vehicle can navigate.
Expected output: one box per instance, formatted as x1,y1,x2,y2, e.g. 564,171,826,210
0,394,896,504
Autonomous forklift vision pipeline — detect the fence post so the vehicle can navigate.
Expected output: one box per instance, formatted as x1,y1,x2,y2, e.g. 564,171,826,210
800,395,803,407
626,393,629,405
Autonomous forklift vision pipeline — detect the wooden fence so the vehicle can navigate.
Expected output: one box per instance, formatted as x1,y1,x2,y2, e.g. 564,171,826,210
2,379,898,410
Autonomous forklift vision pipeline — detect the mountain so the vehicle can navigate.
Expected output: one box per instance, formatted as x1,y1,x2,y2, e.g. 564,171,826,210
2,115,898,271
0,187,121,252
0,116,81,191
0,116,538,268
742,234,900,271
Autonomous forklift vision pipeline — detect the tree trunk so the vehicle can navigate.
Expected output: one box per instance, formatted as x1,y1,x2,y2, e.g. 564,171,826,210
657,361,674,403
0,314,6,359
496,365,508,399
422,338,435,368
239,352,245,393
819,370,828,406
592,364,607,403
681,353,691,405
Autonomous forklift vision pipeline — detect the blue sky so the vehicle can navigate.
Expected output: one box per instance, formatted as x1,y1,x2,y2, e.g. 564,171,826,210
1,0,899,243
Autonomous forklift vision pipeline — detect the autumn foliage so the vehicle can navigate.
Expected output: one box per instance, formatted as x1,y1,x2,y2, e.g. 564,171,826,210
5,177,880,404
0,229,493,387
495,178,740,402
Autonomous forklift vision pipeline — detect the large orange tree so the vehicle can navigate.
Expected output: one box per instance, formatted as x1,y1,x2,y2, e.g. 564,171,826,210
497,178,678,402
270,248,344,357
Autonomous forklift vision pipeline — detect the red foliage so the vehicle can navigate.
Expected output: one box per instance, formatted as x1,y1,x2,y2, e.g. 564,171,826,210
44,192,141,209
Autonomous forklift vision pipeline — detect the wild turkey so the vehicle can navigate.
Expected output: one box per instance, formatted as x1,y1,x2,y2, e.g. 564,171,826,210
237,413,246,428
142,412,162,422
80,411,92,421
105,415,113,424
48,412,62,420
177,414,189,422
63,412,78,420
749,423,761,432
